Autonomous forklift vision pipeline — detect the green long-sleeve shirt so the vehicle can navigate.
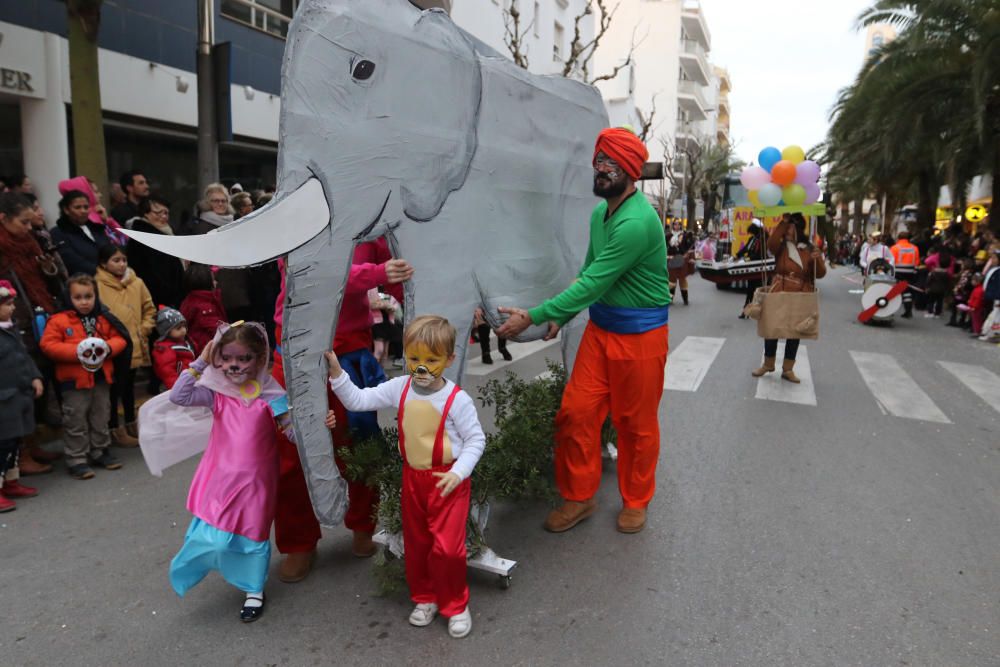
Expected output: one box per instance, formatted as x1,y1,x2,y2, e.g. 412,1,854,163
529,190,671,327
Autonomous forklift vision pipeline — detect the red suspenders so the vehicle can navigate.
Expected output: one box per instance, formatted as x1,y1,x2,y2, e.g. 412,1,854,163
397,378,463,467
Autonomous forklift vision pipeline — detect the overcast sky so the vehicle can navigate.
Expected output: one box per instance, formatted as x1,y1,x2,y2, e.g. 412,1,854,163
702,0,874,165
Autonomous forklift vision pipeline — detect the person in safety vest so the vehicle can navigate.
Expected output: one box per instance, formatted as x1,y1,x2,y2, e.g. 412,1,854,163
890,231,920,318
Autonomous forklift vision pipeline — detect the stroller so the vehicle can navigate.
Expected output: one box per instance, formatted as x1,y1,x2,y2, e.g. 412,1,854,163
858,257,908,324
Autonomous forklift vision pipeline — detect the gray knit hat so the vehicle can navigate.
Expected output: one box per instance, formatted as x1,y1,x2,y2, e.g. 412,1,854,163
155,307,187,340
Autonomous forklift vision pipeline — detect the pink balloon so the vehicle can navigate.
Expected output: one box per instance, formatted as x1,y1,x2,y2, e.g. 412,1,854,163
804,182,821,204
795,160,821,186
740,166,771,190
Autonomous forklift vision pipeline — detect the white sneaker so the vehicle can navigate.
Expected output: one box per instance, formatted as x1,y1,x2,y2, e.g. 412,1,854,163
408,603,438,627
448,607,472,638
923,312,934,318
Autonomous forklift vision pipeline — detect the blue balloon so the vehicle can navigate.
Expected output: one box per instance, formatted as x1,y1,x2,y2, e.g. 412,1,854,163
759,146,782,172
779,199,785,206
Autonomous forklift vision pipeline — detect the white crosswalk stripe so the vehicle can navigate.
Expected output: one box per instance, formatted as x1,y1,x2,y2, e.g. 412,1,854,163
937,361,1000,416
755,342,817,406
849,351,951,423
664,336,726,392
463,338,559,376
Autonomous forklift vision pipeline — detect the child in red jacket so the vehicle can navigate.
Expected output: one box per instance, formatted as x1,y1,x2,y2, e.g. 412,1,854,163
179,264,227,355
152,307,196,390
967,274,985,335
40,274,128,479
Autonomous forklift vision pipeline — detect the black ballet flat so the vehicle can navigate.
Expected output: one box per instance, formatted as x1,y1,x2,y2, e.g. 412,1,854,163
240,595,265,623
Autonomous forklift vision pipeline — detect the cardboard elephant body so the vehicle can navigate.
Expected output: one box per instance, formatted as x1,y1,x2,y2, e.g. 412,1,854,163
122,0,609,526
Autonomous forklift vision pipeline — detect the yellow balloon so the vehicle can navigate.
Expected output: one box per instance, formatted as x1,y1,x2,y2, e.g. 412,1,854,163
748,190,761,207
782,145,806,165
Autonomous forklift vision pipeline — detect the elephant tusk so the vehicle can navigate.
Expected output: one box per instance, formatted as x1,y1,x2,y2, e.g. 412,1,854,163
119,178,330,267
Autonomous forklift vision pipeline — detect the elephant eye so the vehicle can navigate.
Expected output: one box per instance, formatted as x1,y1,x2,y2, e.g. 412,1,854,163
351,59,376,81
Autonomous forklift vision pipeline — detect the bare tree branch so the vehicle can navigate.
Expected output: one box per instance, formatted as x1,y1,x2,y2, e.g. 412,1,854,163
502,0,532,70
637,93,657,143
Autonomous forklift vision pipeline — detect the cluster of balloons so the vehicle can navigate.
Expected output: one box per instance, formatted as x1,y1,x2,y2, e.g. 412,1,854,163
740,145,821,208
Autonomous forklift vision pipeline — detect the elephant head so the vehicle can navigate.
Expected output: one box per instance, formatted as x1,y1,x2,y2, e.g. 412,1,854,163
120,0,488,527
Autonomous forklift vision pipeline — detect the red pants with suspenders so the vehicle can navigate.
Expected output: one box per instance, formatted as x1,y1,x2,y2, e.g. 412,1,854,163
398,378,471,616
270,326,377,554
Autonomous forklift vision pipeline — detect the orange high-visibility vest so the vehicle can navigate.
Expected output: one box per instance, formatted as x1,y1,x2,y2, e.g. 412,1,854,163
891,240,920,268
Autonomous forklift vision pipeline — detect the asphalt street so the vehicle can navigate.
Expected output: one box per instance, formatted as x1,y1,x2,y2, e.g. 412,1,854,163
1,266,997,666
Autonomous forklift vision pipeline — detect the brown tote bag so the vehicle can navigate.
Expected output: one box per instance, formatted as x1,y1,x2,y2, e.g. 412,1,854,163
755,260,820,340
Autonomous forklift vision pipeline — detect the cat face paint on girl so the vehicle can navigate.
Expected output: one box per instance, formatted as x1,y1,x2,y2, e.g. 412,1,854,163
218,342,257,385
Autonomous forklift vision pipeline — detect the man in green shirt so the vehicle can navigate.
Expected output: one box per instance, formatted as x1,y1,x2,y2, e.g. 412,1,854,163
497,127,670,534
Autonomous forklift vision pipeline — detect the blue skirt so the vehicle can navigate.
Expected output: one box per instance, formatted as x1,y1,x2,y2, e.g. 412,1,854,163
169,517,270,596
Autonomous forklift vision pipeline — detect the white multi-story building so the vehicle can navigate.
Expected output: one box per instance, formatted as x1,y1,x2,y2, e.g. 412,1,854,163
451,0,594,78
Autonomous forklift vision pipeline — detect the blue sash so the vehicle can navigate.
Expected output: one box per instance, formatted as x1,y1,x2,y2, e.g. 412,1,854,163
588,302,669,334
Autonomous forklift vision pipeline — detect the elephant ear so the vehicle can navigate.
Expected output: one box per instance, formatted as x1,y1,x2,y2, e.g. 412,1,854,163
398,9,481,221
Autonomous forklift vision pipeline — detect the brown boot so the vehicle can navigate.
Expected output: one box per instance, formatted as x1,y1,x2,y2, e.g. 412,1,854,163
751,357,776,377
125,422,139,439
18,446,52,476
781,359,801,383
543,498,597,533
616,507,647,534
351,531,377,558
278,550,316,583
111,426,140,448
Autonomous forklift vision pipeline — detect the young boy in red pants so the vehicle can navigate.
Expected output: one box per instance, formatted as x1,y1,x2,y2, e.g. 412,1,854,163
326,315,485,639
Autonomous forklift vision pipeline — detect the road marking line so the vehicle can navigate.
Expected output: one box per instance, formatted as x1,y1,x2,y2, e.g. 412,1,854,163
938,361,1000,415
664,336,726,391
463,338,559,376
849,351,951,423
755,343,817,406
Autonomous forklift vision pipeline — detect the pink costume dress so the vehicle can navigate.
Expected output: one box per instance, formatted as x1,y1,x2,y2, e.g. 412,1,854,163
167,324,285,596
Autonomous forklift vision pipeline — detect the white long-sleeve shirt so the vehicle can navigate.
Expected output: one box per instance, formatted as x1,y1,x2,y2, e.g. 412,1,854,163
329,373,486,481
861,242,893,269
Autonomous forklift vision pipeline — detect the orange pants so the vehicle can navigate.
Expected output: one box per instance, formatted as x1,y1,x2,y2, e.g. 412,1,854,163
555,321,668,508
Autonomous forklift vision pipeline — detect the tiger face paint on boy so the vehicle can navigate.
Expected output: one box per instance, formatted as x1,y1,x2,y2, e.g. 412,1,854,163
405,342,449,388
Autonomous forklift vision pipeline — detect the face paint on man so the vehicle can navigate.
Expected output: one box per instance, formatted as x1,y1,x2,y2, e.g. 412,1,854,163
405,342,448,388
592,151,628,199
218,342,257,384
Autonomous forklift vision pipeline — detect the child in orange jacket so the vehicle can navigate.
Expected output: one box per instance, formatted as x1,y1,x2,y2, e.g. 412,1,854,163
40,274,128,479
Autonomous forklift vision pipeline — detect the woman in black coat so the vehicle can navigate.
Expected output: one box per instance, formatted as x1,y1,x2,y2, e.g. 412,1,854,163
50,190,111,276
126,196,185,308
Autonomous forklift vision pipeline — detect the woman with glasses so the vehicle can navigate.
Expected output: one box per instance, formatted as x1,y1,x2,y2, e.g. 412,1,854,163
189,183,253,323
127,195,185,309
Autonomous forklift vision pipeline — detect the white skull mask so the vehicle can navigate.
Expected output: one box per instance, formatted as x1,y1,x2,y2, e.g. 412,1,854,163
77,337,111,373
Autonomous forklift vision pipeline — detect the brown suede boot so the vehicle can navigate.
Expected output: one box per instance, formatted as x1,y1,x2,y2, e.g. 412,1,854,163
278,550,316,583
543,498,597,533
781,359,801,383
125,422,139,439
351,531,377,558
18,446,52,476
111,426,140,448
616,507,647,534
751,357,776,377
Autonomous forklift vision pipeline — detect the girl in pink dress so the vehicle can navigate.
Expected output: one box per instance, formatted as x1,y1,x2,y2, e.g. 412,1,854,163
167,321,290,622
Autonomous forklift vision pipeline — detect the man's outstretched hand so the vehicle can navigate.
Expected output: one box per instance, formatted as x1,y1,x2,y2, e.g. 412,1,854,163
496,306,532,338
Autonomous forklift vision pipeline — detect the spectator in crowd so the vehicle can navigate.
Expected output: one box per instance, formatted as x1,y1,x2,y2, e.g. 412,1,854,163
110,170,150,224
179,263,227,355
40,274,129,479
8,174,33,195
231,192,254,219
95,245,155,447
0,279,44,512
50,189,112,276
189,183,253,322
22,193,69,284
127,195,185,309
57,176,126,245
151,307,195,390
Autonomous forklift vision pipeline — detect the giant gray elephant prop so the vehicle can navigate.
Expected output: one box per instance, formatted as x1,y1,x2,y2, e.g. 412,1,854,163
123,0,609,527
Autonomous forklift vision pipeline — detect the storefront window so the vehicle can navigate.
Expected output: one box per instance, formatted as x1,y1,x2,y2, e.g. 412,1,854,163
0,104,23,180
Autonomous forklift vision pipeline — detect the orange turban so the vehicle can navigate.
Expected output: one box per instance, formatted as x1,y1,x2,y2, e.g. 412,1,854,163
593,127,649,181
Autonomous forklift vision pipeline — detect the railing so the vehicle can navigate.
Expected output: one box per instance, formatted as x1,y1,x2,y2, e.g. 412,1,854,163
221,0,297,39
677,79,708,113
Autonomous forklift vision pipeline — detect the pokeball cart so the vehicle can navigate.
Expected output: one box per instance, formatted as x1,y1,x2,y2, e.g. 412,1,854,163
858,258,909,324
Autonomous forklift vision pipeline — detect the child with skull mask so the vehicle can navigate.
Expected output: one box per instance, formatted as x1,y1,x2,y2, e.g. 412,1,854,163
166,321,292,623
325,314,485,639
39,274,129,479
